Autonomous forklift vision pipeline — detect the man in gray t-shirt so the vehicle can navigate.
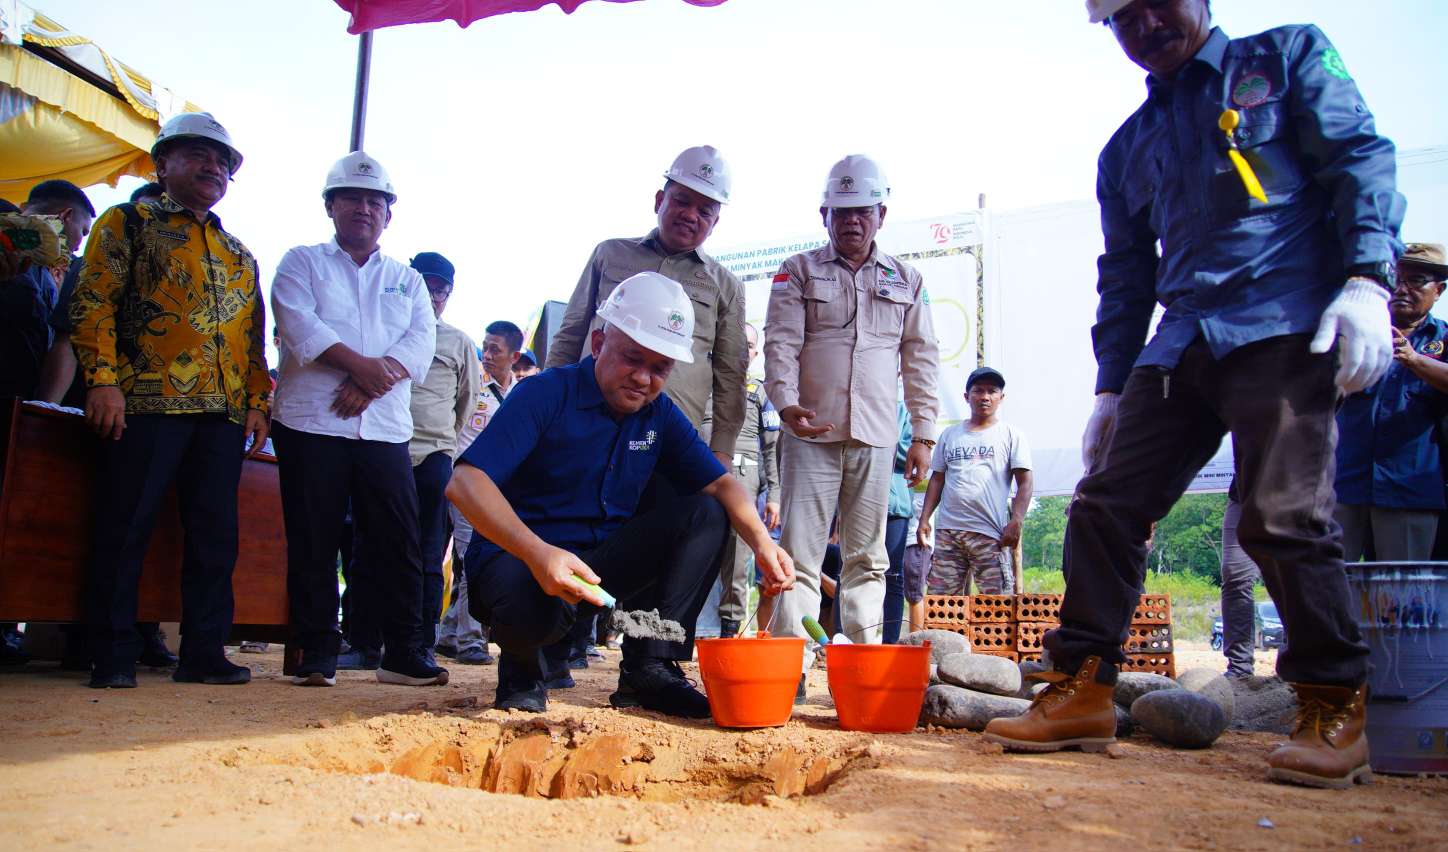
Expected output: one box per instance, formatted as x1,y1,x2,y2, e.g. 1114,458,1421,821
917,367,1034,594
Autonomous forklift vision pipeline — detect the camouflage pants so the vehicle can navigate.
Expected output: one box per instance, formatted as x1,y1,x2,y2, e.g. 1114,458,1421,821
928,529,1013,595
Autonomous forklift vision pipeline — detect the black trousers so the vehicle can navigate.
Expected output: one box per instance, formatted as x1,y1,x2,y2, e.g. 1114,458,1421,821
87,413,243,671
273,423,426,657
414,450,453,632
1046,335,1370,687
468,493,728,675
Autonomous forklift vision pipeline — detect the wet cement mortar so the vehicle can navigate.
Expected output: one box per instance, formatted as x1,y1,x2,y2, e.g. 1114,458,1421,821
610,609,687,643
1,641,1444,850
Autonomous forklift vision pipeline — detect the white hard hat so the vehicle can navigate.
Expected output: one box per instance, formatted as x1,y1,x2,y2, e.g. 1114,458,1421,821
663,145,731,205
596,271,696,363
322,151,397,204
822,154,889,208
152,112,243,175
1086,0,1132,24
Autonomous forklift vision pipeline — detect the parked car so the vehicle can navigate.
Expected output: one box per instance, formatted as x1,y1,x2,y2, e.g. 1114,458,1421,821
1210,601,1285,651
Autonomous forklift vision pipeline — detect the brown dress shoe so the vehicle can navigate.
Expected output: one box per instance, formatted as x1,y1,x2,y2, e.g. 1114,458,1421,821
983,656,1117,752
1267,683,1372,789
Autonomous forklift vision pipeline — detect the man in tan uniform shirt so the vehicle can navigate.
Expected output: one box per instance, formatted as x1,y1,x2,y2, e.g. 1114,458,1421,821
765,155,940,685
545,146,747,465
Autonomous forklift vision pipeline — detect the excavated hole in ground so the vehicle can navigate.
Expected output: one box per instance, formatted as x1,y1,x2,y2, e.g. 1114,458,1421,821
266,711,876,805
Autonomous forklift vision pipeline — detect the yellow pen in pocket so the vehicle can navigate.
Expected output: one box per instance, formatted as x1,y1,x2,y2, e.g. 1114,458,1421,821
1218,109,1270,204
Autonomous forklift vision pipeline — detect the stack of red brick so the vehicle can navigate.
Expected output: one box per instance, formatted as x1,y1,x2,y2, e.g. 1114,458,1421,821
921,593,1176,677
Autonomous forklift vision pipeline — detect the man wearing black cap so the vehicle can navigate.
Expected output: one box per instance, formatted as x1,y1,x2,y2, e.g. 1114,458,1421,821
1334,243,1448,562
916,367,1033,595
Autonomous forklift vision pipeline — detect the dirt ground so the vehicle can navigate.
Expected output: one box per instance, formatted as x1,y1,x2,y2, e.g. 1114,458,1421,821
1,640,1443,851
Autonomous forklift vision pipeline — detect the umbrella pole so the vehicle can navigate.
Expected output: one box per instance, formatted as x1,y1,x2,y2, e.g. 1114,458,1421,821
348,31,373,152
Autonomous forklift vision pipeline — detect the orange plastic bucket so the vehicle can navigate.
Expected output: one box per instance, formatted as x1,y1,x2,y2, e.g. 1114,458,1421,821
826,642,931,733
696,636,805,728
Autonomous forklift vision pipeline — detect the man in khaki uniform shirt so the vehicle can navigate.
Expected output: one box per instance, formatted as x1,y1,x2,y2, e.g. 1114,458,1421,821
765,155,939,683
546,146,747,465
390,252,479,666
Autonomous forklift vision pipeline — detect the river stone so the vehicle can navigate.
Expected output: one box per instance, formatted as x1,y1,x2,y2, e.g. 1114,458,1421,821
919,684,1031,731
1130,690,1228,749
901,630,971,665
1113,672,1181,708
1017,660,1050,698
1229,675,1297,734
1114,703,1135,738
938,653,1022,697
1176,668,1236,721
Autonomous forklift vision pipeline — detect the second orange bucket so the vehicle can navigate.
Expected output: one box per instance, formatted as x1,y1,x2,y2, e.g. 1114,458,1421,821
826,642,931,733
696,636,805,728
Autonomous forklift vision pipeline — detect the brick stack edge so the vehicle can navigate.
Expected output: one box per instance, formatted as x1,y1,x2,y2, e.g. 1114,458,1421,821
921,592,1175,677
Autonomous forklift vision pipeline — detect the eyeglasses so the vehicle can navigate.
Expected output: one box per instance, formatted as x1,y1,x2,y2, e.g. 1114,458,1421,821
1395,275,1445,293
426,282,453,297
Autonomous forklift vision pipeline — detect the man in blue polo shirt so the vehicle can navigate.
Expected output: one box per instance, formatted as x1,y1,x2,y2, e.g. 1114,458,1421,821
446,271,796,715
1335,243,1448,561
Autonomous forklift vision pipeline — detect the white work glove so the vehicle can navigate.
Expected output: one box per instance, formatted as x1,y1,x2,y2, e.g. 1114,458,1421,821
1309,277,1392,394
1081,392,1120,475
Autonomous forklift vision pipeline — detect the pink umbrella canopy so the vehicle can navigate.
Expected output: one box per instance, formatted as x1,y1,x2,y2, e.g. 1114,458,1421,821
334,0,729,34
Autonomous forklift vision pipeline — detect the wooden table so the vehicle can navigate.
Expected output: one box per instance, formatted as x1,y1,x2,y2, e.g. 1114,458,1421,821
0,400,295,669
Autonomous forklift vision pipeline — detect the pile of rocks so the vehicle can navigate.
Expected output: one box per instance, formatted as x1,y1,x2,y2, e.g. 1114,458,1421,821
911,628,1298,747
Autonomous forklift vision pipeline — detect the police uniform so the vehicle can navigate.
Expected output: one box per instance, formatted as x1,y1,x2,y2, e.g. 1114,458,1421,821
716,379,781,629
764,243,940,658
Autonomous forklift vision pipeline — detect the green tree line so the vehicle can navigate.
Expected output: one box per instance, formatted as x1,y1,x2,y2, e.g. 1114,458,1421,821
1020,493,1229,583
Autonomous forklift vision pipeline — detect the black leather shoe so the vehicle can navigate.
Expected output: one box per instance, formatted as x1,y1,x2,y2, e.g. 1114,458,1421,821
610,658,711,719
88,669,137,689
137,628,178,668
496,652,546,712
173,657,250,685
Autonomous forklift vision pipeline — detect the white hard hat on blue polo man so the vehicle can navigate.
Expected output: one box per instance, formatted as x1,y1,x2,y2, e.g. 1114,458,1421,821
822,154,889,208
322,151,397,204
596,271,696,363
152,112,243,175
663,145,731,205
1086,0,1133,24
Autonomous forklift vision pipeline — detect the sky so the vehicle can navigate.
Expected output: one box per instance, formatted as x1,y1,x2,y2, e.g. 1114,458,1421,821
34,0,1448,351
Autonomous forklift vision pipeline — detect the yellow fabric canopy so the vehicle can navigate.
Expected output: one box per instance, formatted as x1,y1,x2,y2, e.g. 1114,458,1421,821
0,8,201,204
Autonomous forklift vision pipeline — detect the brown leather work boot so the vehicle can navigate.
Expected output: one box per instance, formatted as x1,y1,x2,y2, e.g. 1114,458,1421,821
1266,683,1372,789
983,656,1116,752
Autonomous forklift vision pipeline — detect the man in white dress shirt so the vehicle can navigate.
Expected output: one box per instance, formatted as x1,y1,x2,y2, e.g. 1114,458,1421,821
270,152,447,688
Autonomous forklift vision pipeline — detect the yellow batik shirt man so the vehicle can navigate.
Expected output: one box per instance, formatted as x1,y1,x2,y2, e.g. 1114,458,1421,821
70,196,270,422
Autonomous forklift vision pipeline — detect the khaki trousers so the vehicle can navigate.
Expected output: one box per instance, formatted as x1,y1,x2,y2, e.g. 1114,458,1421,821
775,435,892,670
718,460,763,623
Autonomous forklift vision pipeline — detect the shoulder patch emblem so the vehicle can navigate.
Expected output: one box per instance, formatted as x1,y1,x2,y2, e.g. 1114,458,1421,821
1321,48,1351,81
1423,340,1444,357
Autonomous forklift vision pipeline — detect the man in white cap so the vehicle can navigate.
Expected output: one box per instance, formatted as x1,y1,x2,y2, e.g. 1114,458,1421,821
70,112,270,689
271,151,446,689
447,272,795,715
546,146,747,467
985,0,1404,791
764,154,941,700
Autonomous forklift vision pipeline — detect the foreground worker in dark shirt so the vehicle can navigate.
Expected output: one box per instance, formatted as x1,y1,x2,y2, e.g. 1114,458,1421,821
986,0,1403,790
446,271,795,715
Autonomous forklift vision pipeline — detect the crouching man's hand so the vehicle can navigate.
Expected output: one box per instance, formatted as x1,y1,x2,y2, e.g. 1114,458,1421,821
527,545,606,606
754,542,796,596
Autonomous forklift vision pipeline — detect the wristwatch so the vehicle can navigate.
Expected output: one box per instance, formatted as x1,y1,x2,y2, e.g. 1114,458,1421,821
1346,261,1395,292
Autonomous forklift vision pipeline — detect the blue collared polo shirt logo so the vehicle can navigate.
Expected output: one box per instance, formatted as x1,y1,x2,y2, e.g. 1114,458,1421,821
628,430,658,452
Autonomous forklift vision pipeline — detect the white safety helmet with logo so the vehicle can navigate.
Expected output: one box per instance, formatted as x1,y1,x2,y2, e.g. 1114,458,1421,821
1085,0,1133,24
322,151,397,204
152,112,244,175
596,271,696,363
822,154,889,208
663,145,731,205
